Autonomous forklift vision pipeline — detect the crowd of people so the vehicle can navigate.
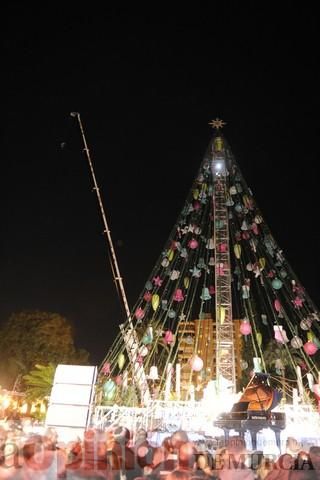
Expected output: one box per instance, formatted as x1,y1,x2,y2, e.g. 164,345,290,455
0,420,319,479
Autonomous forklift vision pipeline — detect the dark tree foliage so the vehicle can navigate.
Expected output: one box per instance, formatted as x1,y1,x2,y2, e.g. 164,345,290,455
0,310,90,389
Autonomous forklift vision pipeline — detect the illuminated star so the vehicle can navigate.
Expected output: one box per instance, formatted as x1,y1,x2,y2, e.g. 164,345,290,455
209,118,226,130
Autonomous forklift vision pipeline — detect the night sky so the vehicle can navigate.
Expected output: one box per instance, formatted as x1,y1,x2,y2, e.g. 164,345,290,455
2,4,320,365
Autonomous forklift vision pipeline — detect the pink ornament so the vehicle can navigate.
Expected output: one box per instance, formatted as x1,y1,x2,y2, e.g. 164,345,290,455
240,321,252,335
217,243,227,253
188,238,199,249
190,355,203,372
144,292,152,302
173,289,184,302
251,223,259,235
101,362,110,375
242,231,250,240
193,200,201,210
115,375,122,385
274,299,282,312
274,325,289,344
135,307,145,320
153,276,163,287
209,285,215,294
303,341,318,356
293,296,304,308
164,330,174,344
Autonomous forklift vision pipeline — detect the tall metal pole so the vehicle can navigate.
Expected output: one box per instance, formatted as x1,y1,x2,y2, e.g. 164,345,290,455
71,113,150,403
71,112,133,328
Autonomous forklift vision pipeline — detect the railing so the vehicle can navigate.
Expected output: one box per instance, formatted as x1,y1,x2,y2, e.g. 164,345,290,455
278,403,320,435
92,400,221,435
91,400,320,442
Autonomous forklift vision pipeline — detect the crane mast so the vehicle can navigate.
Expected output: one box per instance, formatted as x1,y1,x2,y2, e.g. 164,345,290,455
72,112,150,404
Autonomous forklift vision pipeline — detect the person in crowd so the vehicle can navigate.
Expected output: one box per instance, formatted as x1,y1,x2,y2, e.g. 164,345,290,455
286,438,303,457
216,436,255,480
43,427,59,451
213,447,228,471
134,429,149,449
309,446,320,472
151,436,175,470
19,433,66,479
106,426,142,480
0,436,21,479
0,426,8,465
149,432,184,479
195,451,217,479
264,453,294,480
134,430,154,475
294,451,313,471
255,455,275,480
171,431,189,453
176,442,198,473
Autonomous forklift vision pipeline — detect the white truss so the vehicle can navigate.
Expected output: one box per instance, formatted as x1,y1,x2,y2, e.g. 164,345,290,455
120,325,150,405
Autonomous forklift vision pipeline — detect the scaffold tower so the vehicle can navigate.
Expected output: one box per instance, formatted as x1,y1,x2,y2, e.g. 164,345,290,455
211,124,236,391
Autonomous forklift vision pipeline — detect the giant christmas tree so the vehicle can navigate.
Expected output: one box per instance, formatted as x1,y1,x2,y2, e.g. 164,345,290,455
97,119,320,411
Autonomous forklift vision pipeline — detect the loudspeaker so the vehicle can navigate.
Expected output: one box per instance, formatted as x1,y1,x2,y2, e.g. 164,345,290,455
45,364,97,442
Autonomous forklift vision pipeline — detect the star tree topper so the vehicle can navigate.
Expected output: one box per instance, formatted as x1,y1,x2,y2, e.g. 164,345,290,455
209,118,226,130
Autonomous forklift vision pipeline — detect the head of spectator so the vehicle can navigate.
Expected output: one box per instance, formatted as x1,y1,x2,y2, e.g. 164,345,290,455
171,430,189,452
309,446,320,470
136,443,154,469
178,441,198,471
226,436,247,464
113,426,131,446
286,437,302,457
214,447,228,470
